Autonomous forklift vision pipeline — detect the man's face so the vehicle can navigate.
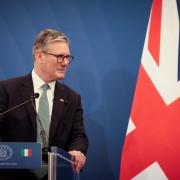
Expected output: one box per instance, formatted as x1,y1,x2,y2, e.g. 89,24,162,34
36,41,71,82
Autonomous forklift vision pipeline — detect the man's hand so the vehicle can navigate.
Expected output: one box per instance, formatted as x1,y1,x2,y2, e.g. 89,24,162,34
68,150,86,173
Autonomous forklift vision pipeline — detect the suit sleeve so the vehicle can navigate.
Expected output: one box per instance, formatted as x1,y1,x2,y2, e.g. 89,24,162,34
0,83,8,141
67,94,89,155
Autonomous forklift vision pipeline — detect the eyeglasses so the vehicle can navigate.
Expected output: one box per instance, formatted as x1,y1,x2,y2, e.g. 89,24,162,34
41,51,74,64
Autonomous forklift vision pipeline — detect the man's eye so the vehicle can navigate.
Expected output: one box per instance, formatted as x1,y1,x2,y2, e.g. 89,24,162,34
57,55,64,59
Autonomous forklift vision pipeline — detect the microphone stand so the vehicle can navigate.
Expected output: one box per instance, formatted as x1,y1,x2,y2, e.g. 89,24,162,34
0,99,33,116
0,93,48,148
0,93,39,116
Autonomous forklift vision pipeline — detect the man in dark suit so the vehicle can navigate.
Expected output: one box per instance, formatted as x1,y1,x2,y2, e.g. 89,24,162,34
0,29,88,179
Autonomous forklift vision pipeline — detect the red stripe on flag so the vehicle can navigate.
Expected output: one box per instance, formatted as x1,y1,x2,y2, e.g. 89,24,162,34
28,149,32,156
148,0,162,66
120,65,180,179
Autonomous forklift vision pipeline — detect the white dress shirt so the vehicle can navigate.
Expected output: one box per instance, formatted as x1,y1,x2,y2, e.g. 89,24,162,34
31,69,55,122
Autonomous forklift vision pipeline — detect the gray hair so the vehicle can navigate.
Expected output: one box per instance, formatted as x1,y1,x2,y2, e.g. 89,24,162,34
32,28,69,56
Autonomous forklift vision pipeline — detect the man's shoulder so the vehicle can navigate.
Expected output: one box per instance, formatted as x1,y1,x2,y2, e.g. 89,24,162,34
0,73,32,88
56,81,80,97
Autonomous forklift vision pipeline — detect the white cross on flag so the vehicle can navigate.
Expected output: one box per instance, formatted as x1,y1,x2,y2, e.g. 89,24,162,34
120,0,180,179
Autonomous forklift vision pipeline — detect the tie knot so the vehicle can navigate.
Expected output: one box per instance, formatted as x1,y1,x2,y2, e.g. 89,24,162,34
41,84,50,92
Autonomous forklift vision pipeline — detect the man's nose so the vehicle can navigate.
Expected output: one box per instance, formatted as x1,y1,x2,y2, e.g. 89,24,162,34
61,58,69,66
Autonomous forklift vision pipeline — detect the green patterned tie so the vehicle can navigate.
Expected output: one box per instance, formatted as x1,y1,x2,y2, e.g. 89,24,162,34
37,84,50,147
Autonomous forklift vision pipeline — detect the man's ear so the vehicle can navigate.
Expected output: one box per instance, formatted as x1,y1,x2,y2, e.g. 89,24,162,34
35,51,45,63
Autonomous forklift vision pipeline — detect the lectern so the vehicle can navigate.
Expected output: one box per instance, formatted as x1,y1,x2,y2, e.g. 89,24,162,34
0,143,80,180
48,146,79,180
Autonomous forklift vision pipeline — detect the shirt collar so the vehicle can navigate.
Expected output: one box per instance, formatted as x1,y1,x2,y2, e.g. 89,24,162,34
31,69,56,91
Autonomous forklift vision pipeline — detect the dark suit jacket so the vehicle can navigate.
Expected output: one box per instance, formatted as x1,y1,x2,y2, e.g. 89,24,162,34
0,73,88,154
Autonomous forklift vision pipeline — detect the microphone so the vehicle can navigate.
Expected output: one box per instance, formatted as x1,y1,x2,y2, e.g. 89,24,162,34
0,93,39,116
32,93,40,99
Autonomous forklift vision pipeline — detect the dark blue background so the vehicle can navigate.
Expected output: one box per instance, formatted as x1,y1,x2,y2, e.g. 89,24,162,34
0,0,152,179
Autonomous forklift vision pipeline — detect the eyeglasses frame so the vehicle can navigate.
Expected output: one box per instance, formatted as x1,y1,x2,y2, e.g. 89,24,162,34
41,51,74,64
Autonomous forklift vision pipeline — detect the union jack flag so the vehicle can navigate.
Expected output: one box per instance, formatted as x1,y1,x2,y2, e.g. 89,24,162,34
120,0,180,179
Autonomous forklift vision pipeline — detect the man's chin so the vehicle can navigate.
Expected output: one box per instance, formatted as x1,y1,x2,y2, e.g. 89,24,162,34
56,73,65,80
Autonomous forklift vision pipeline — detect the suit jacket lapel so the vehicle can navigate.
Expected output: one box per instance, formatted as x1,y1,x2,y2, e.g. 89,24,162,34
20,74,37,137
49,82,68,143
19,76,68,143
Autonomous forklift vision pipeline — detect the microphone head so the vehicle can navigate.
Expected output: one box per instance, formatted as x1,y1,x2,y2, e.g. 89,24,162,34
33,93,40,99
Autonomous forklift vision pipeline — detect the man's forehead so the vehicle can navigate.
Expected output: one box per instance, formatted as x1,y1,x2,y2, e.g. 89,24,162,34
45,41,69,51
